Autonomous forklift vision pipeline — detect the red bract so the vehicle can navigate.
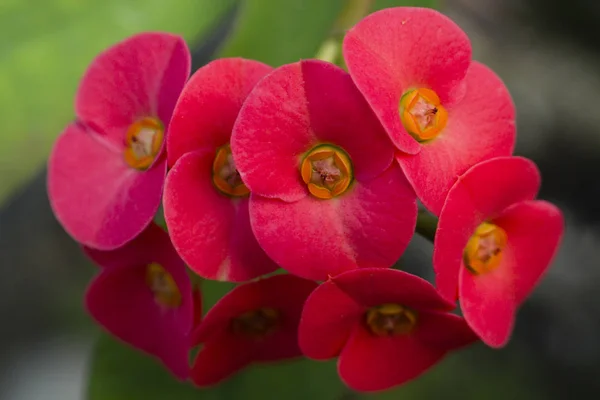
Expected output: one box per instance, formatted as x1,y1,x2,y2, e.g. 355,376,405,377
48,32,191,249
190,274,317,386
231,60,417,281
433,157,564,348
299,268,476,392
84,223,194,379
344,7,515,215
164,58,278,282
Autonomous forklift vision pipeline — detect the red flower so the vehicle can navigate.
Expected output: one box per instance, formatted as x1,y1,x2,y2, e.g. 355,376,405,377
48,32,191,249
190,274,317,386
84,223,194,379
299,268,476,392
164,58,278,282
343,7,515,215
433,157,564,347
231,59,417,281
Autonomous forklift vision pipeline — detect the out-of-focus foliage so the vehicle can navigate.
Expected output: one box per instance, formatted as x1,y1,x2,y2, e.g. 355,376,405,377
373,0,437,11
218,0,345,65
0,0,236,206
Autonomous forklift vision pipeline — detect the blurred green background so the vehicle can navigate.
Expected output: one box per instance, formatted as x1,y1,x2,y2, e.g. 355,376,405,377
2,0,599,399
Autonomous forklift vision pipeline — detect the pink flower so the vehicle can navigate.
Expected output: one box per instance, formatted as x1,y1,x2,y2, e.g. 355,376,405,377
190,274,317,386
85,223,194,379
299,268,477,392
343,7,515,215
164,58,278,282
231,59,417,281
48,32,191,249
433,156,564,347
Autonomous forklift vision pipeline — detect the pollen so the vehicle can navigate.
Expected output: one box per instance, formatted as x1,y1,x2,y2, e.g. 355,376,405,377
145,263,182,308
365,303,418,337
300,144,353,199
230,307,280,339
212,144,250,197
463,222,508,275
124,117,164,170
399,88,448,142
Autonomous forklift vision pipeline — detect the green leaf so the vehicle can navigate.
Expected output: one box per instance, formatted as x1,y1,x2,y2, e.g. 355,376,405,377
0,0,236,206
218,0,346,66
372,0,438,11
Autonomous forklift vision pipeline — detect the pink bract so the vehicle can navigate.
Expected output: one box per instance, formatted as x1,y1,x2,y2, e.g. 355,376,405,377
299,268,477,392
84,223,194,379
164,58,278,282
48,32,191,249
433,157,564,347
190,274,317,386
231,60,417,281
344,7,515,215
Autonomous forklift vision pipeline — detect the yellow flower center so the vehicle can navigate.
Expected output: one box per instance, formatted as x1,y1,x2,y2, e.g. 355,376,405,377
463,222,508,275
399,88,448,142
365,303,418,337
230,308,280,339
300,144,353,199
212,144,250,197
124,117,164,170
145,263,181,308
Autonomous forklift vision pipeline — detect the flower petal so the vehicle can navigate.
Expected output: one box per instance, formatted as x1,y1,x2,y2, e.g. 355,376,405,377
167,58,272,166
416,311,478,350
48,123,166,250
190,332,254,387
231,60,396,202
249,165,417,281
76,32,190,149
338,323,445,392
164,149,278,282
493,200,564,304
459,265,516,348
299,279,363,360
331,268,454,312
85,261,192,380
343,7,472,154
397,62,516,215
433,156,540,302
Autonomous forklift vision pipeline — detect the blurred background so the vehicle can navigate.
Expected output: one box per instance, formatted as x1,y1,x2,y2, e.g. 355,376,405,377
1,0,599,398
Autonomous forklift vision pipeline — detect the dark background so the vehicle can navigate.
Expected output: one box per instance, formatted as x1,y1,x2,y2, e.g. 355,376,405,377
1,0,599,398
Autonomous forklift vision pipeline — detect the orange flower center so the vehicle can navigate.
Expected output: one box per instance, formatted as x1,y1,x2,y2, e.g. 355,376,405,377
300,144,353,199
463,222,508,275
145,263,181,308
124,117,164,170
399,88,448,142
365,303,418,337
212,144,249,197
231,308,280,339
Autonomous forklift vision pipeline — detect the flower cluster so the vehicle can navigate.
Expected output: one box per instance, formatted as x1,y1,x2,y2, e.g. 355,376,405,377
48,7,563,393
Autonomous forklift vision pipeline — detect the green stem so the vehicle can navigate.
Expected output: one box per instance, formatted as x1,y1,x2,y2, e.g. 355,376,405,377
315,0,375,65
415,209,438,242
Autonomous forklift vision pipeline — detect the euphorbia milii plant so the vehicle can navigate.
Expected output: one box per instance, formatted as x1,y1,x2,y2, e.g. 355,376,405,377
85,223,194,379
190,274,317,386
299,268,477,392
433,156,564,347
164,57,278,282
343,7,515,215
231,59,417,281
48,32,191,249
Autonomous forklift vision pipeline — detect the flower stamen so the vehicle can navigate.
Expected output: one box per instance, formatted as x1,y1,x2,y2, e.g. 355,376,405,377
300,144,353,199
124,117,164,170
212,144,249,197
463,222,508,275
399,88,448,142
231,308,280,339
145,263,181,308
365,303,418,337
